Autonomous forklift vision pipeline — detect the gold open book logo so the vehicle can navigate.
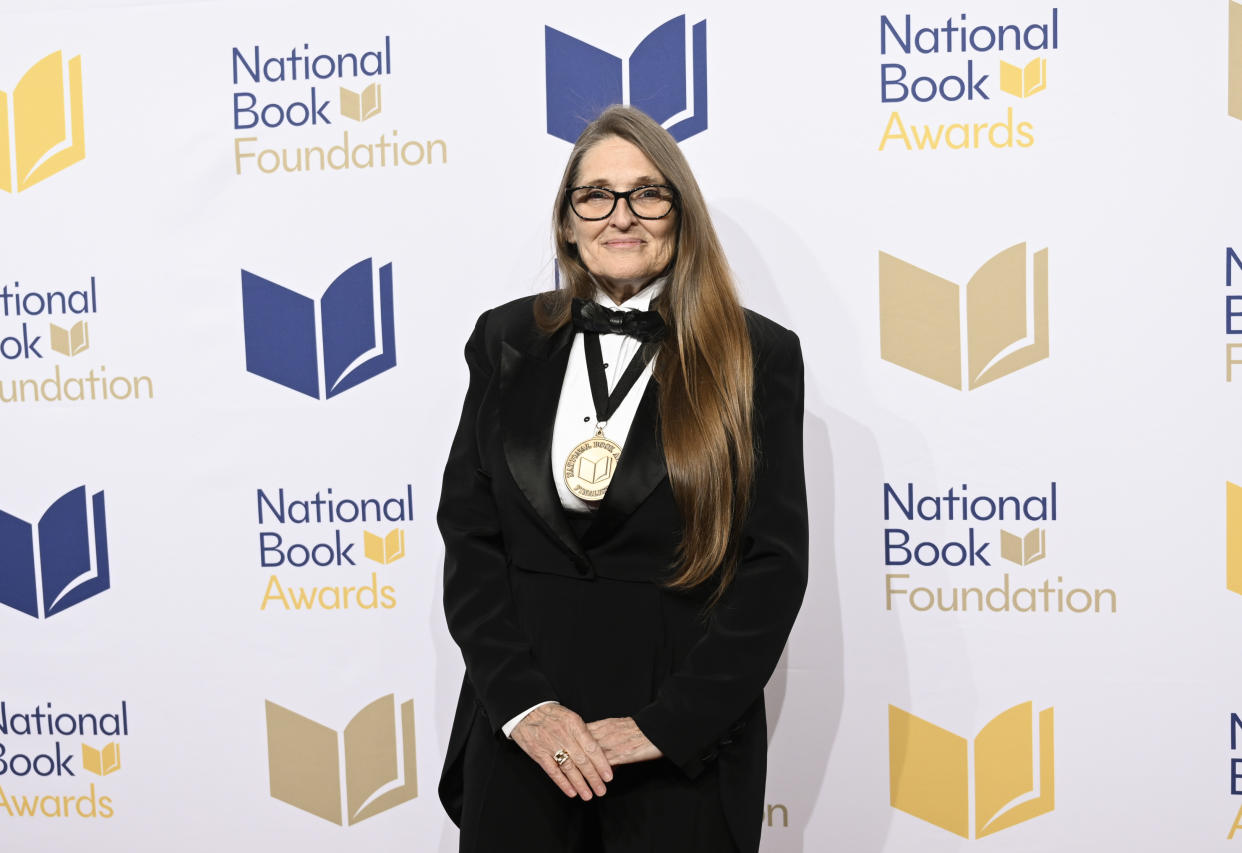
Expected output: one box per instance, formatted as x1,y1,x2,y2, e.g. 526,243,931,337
1,51,86,193
50,320,89,356
1000,528,1046,566
577,454,613,485
265,694,417,825
890,702,1054,839
879,243,1049,390
340,83,381,122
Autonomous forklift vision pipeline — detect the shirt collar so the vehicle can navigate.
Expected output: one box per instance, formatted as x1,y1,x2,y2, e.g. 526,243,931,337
592,277,666,312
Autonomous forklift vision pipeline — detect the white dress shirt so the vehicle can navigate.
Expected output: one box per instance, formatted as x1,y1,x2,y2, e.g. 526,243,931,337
551,279,662,511
501,278,664,738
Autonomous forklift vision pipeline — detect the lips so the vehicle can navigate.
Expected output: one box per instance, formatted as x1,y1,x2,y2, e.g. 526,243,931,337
603,239,644,249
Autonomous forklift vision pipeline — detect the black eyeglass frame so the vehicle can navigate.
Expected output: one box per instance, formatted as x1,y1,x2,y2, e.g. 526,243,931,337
567,184,678,221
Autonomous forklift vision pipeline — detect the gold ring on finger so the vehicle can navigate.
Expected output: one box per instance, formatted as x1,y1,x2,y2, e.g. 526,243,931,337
554,748,570,767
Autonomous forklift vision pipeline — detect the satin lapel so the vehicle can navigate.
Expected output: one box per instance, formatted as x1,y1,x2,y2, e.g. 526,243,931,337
499,325,588,564
583,380,667,547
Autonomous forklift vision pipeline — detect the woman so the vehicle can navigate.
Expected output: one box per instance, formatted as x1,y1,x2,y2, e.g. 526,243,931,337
438,105,807,852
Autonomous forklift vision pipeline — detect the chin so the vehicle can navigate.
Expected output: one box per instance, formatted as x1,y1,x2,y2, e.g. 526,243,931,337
605,268,657,283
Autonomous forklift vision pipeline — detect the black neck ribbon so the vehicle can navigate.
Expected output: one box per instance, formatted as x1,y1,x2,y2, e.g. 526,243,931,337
583,332,657,427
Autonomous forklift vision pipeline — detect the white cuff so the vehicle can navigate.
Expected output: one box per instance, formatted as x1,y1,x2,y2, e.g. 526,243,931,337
502,700,558,738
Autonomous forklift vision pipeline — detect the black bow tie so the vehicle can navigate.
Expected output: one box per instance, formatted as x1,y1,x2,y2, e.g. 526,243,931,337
571,298,666,343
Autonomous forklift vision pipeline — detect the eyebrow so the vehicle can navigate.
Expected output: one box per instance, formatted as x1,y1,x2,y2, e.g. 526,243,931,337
578,175,665,187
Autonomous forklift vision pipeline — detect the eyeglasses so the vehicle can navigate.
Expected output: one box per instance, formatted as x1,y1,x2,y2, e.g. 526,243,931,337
568,185,677,221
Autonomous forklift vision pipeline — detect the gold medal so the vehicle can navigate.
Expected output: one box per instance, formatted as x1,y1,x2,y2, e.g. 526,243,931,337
563,425,623,502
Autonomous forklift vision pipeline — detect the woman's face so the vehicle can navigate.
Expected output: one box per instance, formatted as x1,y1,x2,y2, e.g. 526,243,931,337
566,136,677,302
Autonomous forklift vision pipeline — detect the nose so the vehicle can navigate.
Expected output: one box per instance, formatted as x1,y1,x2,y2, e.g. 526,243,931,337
609,195,636,228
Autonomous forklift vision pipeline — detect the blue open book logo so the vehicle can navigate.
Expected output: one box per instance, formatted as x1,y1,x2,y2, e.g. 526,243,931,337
0,487,110,619
545,15,707,144
241,259,396,399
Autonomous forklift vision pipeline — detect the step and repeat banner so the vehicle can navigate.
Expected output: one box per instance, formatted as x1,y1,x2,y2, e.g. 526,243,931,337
2,0,1241,850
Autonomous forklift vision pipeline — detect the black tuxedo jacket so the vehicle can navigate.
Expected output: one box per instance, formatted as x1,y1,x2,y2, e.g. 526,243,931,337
437,295,808,852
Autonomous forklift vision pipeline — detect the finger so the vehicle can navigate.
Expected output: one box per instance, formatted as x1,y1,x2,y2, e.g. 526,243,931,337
559,756,595,800
599,742,624,765
537,755,578,798
584,722,620,758
576,732,614,783
571,747,608,796
560,716,612,786
596,730,643,766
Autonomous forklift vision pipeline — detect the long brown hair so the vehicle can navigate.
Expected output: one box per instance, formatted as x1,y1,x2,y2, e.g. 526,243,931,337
536,105,755,599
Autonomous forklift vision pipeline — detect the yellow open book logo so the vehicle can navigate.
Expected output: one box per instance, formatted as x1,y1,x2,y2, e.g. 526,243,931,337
50,320,89,356
880,243,1049,390
999,58,1046,98
1226,482,1242,595
890,702,1054,839
340,83,381,122
364,528,405,564
265,694,417,826
1,51,86,193
1000,528,1046,566
81,742,120,776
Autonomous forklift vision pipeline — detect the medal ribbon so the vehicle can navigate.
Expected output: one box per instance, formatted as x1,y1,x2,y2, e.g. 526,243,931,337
583,332,657,427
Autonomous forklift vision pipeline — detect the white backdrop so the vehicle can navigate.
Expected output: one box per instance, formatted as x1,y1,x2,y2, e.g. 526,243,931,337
1,0,1239,850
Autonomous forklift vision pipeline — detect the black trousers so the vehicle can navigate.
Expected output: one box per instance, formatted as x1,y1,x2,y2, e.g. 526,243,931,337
459,715,740,853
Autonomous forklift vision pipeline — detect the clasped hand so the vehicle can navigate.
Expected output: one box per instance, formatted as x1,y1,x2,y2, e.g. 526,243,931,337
510,704,662,799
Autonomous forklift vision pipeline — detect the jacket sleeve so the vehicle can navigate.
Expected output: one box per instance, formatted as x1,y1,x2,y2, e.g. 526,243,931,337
632,325,809,777
437,310,558,732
